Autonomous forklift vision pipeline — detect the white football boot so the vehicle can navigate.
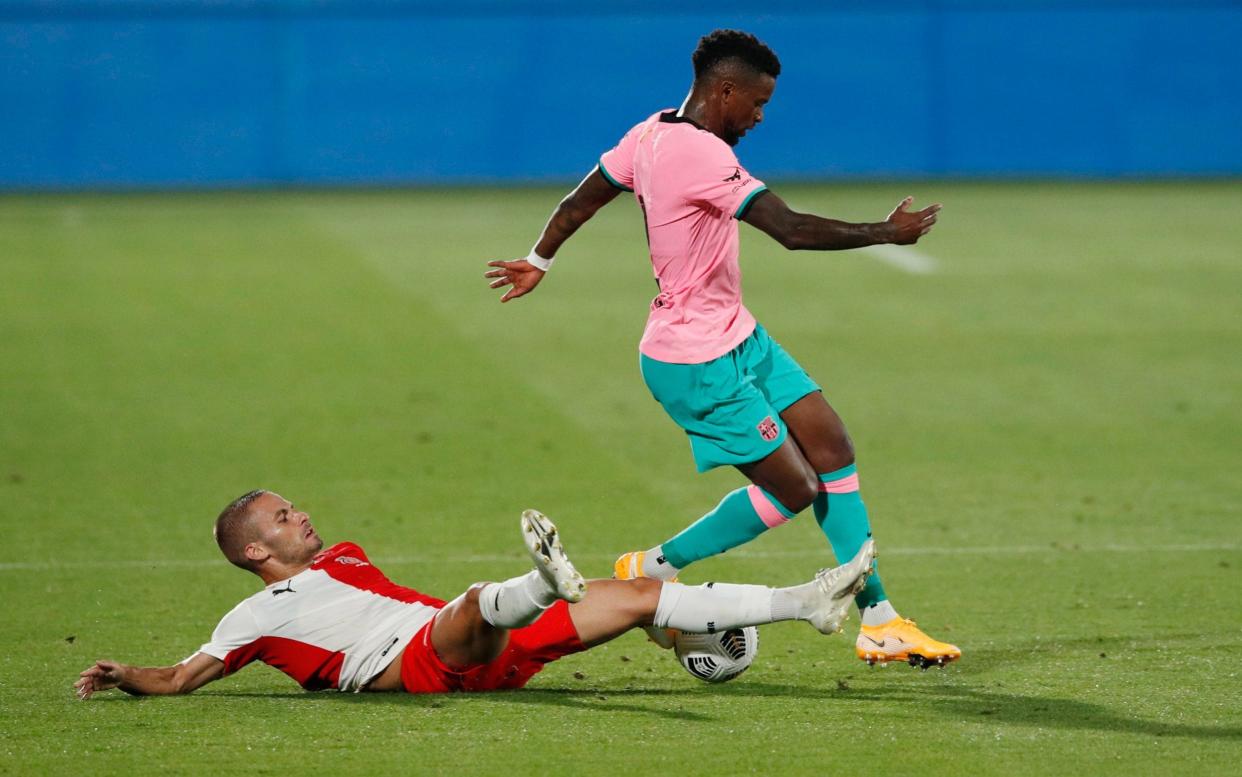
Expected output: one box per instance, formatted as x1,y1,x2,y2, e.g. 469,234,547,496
805,539,877,635
521,509,587,603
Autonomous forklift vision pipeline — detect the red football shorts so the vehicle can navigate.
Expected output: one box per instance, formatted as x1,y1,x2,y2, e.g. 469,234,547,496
400,600,585,693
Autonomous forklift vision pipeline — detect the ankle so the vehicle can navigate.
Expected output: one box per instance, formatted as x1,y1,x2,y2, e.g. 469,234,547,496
861,600,898,626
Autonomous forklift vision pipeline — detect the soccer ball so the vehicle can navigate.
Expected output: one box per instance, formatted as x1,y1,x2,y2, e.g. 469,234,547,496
673,626,759,683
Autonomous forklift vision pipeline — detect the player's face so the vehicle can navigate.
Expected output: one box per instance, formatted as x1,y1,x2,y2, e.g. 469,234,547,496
722,73,775,146
248,492,323,565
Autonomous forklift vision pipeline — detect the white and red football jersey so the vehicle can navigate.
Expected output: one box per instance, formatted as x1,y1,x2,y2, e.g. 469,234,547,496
190,542,445,691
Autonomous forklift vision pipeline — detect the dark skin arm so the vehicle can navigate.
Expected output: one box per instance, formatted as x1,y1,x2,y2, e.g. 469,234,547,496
742,190,941,250
485,166,623,302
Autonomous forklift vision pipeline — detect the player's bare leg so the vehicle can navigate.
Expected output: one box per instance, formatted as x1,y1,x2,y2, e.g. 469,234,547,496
736,435,821,515
429,585,513,669
432,511,587,671
568,578,664,647
612,557,679,649
782,391,961,668
366,579,523,691
368,511,587,691
779,391,855,473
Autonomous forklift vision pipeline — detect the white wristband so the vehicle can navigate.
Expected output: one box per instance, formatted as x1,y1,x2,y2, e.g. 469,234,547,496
525,249,554,272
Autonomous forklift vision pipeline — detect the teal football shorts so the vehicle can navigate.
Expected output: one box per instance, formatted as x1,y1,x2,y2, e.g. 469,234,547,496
640,323,821,472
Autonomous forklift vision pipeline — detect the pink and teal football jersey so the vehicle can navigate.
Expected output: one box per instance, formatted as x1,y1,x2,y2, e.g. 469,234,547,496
600,111,768,365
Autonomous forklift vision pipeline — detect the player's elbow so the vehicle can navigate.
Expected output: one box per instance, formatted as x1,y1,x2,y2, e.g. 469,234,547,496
554,199,593,232
168,666,200,695
770,216,810,251
775,229,803,251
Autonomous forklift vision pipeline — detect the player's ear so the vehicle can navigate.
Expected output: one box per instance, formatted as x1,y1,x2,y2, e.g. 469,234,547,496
244,542,270,565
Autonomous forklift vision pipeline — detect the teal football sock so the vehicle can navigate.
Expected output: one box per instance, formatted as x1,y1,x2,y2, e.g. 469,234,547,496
813,463,888,610
660,485,796,570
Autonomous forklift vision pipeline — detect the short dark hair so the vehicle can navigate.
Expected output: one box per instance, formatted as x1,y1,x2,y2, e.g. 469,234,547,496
215,489,267,571
692,29,781,81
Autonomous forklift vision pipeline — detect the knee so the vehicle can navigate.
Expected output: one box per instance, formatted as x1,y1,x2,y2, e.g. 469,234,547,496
772,475,818,514
792,475,819,512
824,424,854,466
459,583,489,617
834,437,856,469
817,432,855,473
627,578,664,625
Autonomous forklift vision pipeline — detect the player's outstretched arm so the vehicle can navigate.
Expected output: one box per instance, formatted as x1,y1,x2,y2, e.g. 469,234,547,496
742,189,941,250
74,653,224,700
485,166,623,302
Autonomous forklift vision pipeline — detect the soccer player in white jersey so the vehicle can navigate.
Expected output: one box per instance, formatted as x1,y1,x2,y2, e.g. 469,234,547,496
486,29,958,668
75,490,877,698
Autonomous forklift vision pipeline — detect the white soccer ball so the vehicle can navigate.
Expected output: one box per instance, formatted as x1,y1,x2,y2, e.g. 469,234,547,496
673,626,759,683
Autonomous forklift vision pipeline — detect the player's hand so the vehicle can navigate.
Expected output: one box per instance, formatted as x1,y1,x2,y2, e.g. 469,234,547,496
485,259,546,303
75,659,126,700
884,196,941,244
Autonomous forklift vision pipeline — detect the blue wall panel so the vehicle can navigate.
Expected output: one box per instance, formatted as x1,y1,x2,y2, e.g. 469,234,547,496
1,1,1239,188
937,7,1242,176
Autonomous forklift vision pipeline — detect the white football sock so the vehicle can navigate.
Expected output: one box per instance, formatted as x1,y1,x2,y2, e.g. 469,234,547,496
653,581,781,633
653,577,887,632
769,577,843,622
861,599,899,626
640,546,681,580
769,584,809,622
478,571,558,629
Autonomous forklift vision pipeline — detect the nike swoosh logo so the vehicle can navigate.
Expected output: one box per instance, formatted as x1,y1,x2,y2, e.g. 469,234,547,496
863,635,887,648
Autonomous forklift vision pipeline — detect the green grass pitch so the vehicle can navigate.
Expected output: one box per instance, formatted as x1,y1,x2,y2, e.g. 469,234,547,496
1,182,1239,775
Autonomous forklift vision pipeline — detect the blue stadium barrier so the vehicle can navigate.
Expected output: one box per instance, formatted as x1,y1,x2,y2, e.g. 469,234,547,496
1,1,1239,188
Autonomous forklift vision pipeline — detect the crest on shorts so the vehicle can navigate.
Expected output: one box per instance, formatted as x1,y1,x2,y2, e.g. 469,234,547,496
757,416,779,442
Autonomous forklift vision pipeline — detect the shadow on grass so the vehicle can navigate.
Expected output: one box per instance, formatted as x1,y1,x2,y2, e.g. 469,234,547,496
182,687,713,722
764,683,1242,742
86,630,1239,739
487,682,1242,741
127,679,1241,740
808,631,1242,742
462,687,715,721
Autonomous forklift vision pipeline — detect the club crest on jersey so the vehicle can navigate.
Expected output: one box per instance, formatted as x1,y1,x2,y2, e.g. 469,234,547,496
336,556,370,567
757,416,779,442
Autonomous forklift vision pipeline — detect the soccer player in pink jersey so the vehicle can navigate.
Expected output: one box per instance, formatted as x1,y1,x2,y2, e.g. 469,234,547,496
74,490,875,698
486,29,959,668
